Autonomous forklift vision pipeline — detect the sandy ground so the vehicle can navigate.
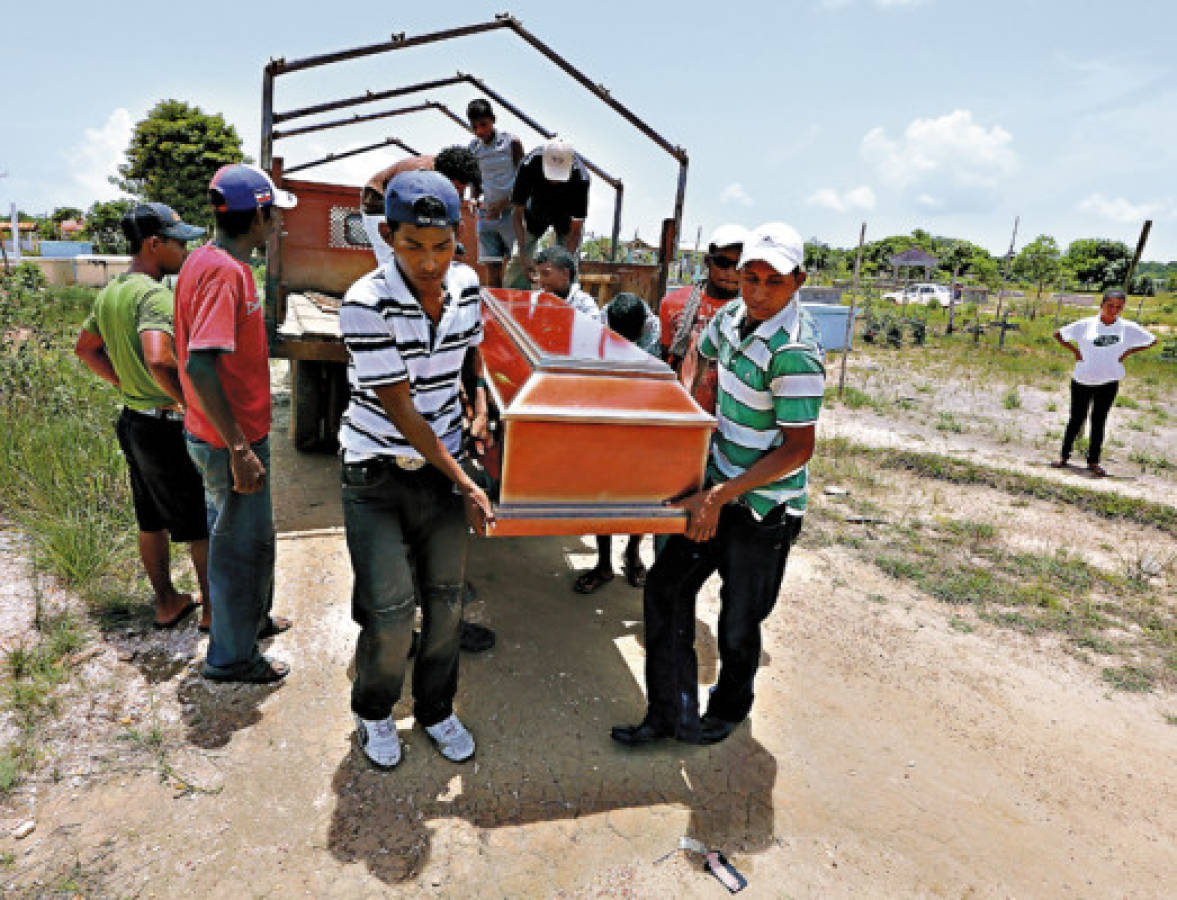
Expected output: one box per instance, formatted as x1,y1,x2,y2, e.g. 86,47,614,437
2,394,1176,897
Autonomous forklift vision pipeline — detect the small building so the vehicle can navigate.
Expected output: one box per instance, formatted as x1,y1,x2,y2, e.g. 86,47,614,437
888,247,939,280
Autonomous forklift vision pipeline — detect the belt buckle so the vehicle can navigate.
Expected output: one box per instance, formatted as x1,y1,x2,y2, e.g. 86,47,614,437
393,455,426,472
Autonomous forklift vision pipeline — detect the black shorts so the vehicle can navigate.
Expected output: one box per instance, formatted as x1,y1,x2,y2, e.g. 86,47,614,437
115,408,208,542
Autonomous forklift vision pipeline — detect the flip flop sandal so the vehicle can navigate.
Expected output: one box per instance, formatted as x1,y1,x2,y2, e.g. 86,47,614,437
202,656,289,684
574,569,614,594
258,616,293,639
153,598,197,630
623,558,648,588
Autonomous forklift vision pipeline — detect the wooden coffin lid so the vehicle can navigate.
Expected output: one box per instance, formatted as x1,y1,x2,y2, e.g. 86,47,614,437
481,289,714,427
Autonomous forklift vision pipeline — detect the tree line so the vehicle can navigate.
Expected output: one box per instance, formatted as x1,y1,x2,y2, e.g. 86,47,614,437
804,229,1166,295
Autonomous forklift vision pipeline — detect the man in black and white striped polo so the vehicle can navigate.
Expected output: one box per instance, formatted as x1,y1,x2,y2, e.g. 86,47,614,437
339,170,495,770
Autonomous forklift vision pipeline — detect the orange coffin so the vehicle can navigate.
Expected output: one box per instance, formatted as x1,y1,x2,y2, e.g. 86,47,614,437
479,289,715,537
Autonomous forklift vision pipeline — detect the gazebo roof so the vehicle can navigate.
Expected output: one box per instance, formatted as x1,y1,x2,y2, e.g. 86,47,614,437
889,247,939,267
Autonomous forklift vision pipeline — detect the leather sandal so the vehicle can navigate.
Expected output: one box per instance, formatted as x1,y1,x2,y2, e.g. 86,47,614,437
574,568,614,594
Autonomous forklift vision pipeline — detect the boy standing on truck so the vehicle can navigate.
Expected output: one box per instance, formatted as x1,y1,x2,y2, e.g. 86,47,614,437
339,170,495,769
466,98,525,288
74,202,210,630
175,164,297,684
504,137,590,289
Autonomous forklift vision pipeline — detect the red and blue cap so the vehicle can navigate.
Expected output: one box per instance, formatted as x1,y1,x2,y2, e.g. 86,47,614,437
384,170,460,227
208,164,297,213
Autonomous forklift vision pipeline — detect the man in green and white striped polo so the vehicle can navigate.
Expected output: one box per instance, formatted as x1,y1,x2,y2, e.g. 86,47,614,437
612,221,824,747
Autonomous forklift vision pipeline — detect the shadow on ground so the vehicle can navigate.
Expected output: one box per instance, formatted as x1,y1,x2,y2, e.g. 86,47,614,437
325,532,778,884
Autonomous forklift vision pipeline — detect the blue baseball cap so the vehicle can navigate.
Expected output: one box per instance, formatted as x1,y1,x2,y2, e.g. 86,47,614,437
208,164,297,212
384,170,461,228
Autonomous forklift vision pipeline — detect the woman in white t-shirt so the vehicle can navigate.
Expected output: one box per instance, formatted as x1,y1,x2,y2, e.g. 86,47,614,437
1051,289,1155,476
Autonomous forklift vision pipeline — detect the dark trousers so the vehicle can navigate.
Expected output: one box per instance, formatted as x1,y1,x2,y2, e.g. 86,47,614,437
1061,379,1119,465
642,504,802,735
342,461,467,726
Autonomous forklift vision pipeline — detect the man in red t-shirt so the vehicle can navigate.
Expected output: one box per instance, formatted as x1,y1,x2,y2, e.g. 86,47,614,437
658,224,747,414
175,163,297,684
659,224,747,367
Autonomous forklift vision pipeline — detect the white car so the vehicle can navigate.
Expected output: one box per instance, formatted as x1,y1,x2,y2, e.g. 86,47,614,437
882,283,952,305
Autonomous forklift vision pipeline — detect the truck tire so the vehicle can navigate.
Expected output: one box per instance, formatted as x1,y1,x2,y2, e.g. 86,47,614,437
290,359,326,451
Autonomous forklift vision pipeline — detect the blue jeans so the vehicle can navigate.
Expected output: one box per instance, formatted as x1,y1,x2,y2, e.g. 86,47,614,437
642,504,802,734
342,460,468,726
476,208,516,262
185,434,276,673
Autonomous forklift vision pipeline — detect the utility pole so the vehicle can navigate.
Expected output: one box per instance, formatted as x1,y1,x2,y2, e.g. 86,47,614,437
1123,219,1153,318
837,222,867,399
993,215,1019,321
0,170,10,272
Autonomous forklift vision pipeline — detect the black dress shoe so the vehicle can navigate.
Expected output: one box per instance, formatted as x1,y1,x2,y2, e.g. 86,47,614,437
699,714,738,745
610,719,674,746
460,621,496,653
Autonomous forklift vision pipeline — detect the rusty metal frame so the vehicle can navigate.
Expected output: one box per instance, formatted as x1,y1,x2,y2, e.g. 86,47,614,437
261,12,685,287
284,136,421,175
268,75,625,256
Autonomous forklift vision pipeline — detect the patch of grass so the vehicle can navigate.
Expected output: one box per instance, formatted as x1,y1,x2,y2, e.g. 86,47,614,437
1128,449,1174,474
830,385,876,410
1115,394,1141,410
823,442,1177,537
1102,666,1155,693
935,411,964,433
948,616,974,633
1002,386,1022,409
874,554,924,581
1046,401,1058,412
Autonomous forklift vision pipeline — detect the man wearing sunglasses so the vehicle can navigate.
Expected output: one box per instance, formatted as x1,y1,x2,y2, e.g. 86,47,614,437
659,224,747,410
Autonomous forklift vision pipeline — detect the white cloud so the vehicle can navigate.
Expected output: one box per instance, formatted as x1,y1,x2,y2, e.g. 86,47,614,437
720,182,754,207
1077,193,1168,223
860,109,1017,212
806,186,876,213
65,108,134,203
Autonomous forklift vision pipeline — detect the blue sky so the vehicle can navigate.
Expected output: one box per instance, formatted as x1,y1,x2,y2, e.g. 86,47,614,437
2,0,1174,259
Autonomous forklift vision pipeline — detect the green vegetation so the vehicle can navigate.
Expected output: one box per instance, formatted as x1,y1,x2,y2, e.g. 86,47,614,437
115,99,247,230
0,271,153,792
1,611,85,793
811,438,1177,691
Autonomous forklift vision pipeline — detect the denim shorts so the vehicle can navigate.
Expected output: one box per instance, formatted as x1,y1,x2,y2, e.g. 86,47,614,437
477,209,516,262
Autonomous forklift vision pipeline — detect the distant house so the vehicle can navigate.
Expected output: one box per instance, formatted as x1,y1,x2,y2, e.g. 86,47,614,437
1,221,38,253
888,247,939,279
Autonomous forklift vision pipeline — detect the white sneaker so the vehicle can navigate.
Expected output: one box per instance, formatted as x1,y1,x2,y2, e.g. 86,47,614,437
425,713,475,762
354,714,401,768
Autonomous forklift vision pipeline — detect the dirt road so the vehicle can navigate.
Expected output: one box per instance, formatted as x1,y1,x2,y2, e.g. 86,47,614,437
2,401,1175,897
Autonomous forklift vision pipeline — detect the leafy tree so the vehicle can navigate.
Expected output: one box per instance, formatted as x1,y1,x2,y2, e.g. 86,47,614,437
1013,234,1061,317
51,207,83,224
80,199,133,254
115,99,246,229
1061,238,1131,290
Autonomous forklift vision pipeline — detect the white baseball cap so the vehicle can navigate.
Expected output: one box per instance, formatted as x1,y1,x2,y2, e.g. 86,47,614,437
708,223,748,252
542,137,575,182
739,222,805,275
